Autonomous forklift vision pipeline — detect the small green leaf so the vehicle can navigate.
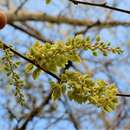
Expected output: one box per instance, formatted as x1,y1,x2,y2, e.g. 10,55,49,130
0,41,3,49
52,85,62,100
103,52,108,56
96,35,101,42
92,51,98,56
52,87,62,101
45,0,52,4
86,36,90,42
15,61,21,66
69,54,81,62
104,105,112,112
50,81,62,100
15,61,21,68
107,42,111,46
32,68,41,80
25,63,33,73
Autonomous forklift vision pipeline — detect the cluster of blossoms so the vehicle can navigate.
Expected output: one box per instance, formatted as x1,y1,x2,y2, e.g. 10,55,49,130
25,35,122,111
0,42,24,105
25,35,122,75
61,71,118,111
50,71,118,112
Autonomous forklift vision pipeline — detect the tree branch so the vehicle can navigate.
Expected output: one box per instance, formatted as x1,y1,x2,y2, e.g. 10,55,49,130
15,0,29,14
6,11,130,27
61,98,81,130
15,91,52,130
10,23,52,43
69,0,130,15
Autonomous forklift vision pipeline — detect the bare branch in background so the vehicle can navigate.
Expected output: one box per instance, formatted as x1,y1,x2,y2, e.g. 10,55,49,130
10,23,52,43
69,0,130,15
15,91,52,130
15,0,29,14
6,11,130,28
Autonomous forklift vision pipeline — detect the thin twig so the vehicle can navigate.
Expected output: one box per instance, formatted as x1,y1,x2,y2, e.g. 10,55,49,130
6,11,130,27
10,23,52,43
69,0,130,15
15,0,29,14
15,91,52,130
116,93,130,97
61,98,80,130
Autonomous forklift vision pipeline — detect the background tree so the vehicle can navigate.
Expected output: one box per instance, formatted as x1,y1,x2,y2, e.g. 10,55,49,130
0,0,130,130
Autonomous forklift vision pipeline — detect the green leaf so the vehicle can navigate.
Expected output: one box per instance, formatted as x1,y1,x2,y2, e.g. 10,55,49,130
86,36,90,42
69,54,81,62
96,35,101,42
25,63,33,73
107,42,111,46
15,61,21,68
104,105,112,112
0,41,3,49
92,51,98,56
50,81,62,100
103,52,108,56
52,87,62,101
45,0,52,4
32,68,41,80
15,61,21,66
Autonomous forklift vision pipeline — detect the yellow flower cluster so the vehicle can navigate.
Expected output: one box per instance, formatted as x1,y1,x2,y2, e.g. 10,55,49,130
25,35,123,77
51,71,118,112
25,35,122,111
